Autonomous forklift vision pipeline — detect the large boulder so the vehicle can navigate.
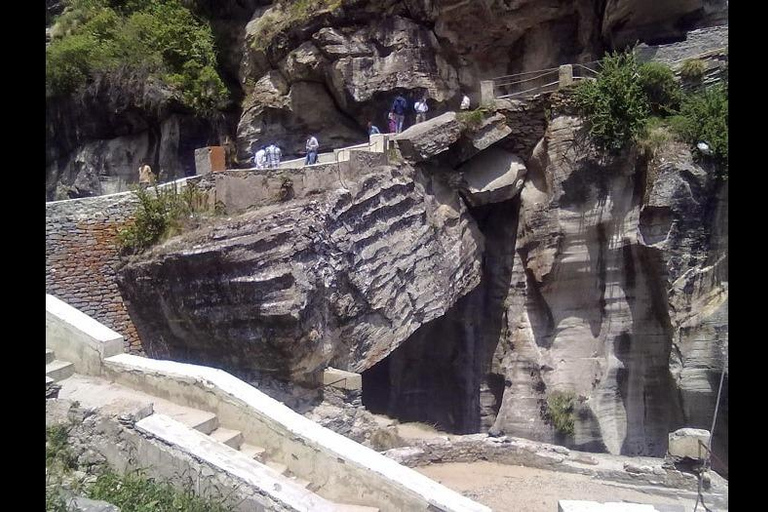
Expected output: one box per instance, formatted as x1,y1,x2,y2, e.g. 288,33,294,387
459,147,527,206
394,112,462,162
118,159,483,381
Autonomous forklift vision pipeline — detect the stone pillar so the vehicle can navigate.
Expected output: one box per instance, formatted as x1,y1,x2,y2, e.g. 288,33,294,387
194,146,226,176
559,64,574,88
480,80,495,107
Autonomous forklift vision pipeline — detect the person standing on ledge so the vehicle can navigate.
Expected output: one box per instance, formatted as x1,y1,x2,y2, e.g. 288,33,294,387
390,93,408,133
368,121,381,135
138,160,155,188
414,95,429,124
305,134,319,165
460,93,471,110
254,145,267,169
265,143,282,169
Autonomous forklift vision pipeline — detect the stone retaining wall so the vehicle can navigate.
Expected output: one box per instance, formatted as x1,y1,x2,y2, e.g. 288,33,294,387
46,192,143,353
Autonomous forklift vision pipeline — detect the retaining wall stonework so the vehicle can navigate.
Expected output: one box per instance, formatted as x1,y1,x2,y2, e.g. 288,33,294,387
46,192,142,353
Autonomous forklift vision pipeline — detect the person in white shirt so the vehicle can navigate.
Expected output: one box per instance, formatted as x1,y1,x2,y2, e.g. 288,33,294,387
460,94,471,110
305,135,319,165
254,146,267,169
414,96,429,124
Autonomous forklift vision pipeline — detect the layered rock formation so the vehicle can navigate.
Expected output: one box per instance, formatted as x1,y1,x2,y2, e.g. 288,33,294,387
117,157,483,380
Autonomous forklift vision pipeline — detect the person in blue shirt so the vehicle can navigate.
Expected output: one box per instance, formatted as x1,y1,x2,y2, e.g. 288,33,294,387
390,94,408,133
368,121,381,135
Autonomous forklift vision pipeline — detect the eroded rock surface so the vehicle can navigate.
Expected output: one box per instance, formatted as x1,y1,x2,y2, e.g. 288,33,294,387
488,116,727,461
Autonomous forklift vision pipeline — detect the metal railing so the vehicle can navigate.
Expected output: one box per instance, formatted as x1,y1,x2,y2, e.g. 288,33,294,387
489,60,602,101
494,68,560,99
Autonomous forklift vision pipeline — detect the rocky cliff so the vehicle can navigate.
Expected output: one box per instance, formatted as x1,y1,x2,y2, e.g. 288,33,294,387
45,0,727,199
116,95,727,467
51,0,727,474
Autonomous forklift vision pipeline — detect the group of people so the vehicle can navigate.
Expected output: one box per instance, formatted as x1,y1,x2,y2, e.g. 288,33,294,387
368,92,472,135
250,92,473,168
252,135,320,169
252,143,285,169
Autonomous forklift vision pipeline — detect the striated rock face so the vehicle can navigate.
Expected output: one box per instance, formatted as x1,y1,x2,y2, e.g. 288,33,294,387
488,115,727,461
118,159,483,380
640,143,728,473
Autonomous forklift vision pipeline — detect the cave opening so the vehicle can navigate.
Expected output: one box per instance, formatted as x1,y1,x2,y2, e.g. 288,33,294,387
361,195,521,435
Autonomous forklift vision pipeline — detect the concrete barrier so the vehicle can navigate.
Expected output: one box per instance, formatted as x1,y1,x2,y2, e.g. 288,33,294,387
102,353,489,512
323,367,362,391
46,294,125,375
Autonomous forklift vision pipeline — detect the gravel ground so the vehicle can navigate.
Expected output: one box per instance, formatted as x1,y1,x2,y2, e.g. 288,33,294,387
416,461,709,512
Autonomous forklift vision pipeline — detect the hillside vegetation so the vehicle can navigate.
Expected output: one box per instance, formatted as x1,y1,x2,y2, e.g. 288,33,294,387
46,0,228,116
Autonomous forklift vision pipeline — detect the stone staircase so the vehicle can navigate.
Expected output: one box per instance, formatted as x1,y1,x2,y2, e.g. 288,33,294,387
46,348,74,383
56,374,379,511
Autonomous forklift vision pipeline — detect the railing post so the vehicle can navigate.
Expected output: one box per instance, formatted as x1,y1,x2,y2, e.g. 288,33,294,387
558,64,573,88
480,80,495,106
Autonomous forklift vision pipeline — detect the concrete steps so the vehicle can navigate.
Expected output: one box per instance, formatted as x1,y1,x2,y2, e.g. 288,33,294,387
46,360,74,382
56,374,384,511
135,413,342,511
239,443,266,462
154,404,218,435
209,427,243,450
265,460,288,475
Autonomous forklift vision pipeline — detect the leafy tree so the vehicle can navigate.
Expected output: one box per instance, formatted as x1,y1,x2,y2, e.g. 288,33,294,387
46,0,228,116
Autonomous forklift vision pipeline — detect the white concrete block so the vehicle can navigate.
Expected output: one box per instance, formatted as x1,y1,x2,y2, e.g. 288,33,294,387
668,428,711,460
46,294,125,376
323,367,362,391
210,427,243,450
558,500,671,512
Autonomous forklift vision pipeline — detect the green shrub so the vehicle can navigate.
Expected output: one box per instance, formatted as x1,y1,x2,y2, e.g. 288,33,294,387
88,469,232,512
118,183,211,253
574,50,650,153
637,116,676,158
638,61,682,115
546,390,576,437
668,83,728,168
679,59,707,84
457,107,489,129
46,424,78,471
46,0,228,115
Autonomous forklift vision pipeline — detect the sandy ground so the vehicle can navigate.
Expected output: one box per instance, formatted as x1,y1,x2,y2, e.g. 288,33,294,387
416,461,705,512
